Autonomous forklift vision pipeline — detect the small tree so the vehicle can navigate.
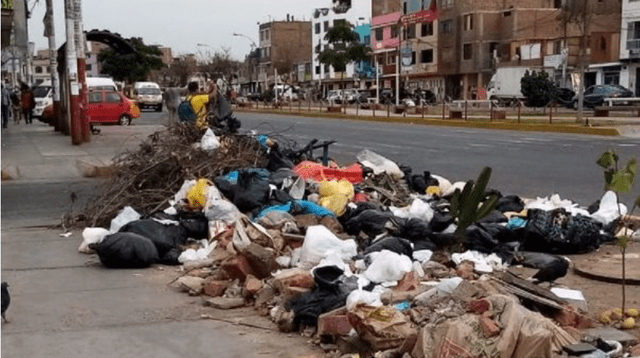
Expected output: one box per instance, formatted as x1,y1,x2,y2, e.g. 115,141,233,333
596,150,639,317
520,70,558,108
318,20,370,106
99,37,165,84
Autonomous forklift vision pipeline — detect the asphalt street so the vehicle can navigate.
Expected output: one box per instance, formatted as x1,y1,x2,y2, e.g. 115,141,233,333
235,111,640,207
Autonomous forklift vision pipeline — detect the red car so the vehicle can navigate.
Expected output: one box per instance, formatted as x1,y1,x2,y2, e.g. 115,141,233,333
87,90,140,125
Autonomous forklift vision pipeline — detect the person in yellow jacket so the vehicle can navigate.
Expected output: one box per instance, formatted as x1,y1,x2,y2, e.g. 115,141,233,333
186,80,217,129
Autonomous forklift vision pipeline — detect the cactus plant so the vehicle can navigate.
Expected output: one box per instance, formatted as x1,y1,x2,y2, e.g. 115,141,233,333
449,167,499,250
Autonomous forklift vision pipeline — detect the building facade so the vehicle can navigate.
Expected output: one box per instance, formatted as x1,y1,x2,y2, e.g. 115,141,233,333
620,0,640,95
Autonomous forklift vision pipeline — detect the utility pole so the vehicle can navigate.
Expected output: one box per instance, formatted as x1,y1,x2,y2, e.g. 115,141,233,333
44,0,61,129
74,0,90,142
64,0,82,144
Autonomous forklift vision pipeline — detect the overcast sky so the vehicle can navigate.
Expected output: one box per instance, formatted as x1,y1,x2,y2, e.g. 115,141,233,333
27,0,371,60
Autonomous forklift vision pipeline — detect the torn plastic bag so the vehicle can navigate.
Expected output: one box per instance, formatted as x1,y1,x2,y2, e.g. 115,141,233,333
357,149,404,179
451,250,503,274
205,198,242,225
364,250,413,284
286,265,358,329
90,232,159,268
109,206,141,233
299,225,357,267
186,178,212,210
364,236,414,259
390,198,434,223
79,227,110,254
523,209,605,254
346,289,383,311
293,160,363,184
496,194,525,213
342,209,398,237
255,200,335,221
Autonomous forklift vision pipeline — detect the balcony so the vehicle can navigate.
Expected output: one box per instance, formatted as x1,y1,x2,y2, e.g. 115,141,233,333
628,39,640,50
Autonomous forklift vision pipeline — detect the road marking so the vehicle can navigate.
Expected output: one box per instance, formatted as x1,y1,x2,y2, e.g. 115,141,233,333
616,143,637,147
468,143,492,147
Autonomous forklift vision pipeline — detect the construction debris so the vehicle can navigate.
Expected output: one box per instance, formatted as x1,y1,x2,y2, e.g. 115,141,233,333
75,122,640,357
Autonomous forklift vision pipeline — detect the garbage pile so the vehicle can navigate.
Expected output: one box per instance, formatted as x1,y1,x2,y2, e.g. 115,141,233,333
77,123,640,357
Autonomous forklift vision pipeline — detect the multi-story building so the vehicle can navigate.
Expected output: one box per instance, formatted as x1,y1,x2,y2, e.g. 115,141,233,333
371,0,402,98
311,0,371,95
620,0,640,95
85,41,109,78
257,16,312,92
32,49,52,85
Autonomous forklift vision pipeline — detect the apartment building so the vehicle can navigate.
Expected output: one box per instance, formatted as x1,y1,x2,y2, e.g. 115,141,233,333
620,0,640,95
311,0,372,95
257,17,312,91
371,0,402,94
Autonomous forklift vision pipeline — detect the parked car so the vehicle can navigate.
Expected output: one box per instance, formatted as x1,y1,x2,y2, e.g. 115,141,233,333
134,82,163,111
343,89,359,104
380,89,395,104
355,90,373,104
573,84,634,109
556,87,576,108
32,80,53,120
326,90,342,103
87,89,141,125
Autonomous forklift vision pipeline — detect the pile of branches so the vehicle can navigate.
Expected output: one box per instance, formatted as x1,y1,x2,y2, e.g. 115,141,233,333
79,125,267,228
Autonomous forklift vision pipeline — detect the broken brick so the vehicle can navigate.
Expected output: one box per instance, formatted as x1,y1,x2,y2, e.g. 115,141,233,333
395,271,419,292
554,305,593,329
467,298,492,315
254,284,276,307
318,307,352,336
479,316,501,337
242,243,277,279
203,279,231,297
221,255,257,282
455,260,475,280
204,296,245,310
295,214,320,230
319,215,343,233
243,274,264,298
273,267,315,293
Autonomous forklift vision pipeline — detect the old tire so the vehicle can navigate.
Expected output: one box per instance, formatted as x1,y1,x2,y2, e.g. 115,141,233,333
119,114,132,126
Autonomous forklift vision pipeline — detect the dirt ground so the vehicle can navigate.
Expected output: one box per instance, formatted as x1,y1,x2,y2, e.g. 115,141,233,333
510,239,640,341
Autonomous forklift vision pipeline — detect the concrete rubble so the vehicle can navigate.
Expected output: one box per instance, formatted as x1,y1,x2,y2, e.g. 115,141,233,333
77,125,640,357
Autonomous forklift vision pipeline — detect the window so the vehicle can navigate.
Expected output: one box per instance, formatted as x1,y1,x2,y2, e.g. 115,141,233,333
88,92,102,103
411,51,416,65
554,0,562,8
315,44,321,53
391,25,399,39
375,28,383,41
315,65,320,75
333,19,346,27
463,43,472,60
105,92,121,103
407,25,416,39
364,35,371,44
503,11,512,17
463,14,473,31
324,64,329,73
421,49,433,63
441,20,453,33
441,0,454,9
403,2,408,14
324,21,329,32
86,64,92,71
35,66,43,74
627,21,640,50
421,22,433,37
265,30,270,40
315,23,321,34
260,31,264,41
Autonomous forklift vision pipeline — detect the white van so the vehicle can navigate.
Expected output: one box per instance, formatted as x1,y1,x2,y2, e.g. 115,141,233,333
134,81,163,111
86,77,118,92
33,80,53,118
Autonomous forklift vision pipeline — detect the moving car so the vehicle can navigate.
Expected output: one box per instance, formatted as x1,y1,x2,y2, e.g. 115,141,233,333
87,89,140,125
134,82,163,111
574,84,634,108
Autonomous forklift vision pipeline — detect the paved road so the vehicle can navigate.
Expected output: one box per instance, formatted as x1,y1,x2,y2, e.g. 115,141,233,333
235,111,640,207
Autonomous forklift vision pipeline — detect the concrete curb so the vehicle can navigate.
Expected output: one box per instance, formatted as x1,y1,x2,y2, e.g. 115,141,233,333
234,108,623,137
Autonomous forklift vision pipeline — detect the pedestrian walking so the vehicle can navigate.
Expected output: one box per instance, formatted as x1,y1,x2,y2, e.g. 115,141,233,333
1,81,11,129
20,83,35,125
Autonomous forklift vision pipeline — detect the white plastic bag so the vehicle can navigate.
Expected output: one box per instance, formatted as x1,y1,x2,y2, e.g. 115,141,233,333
356,149,404,179
289,177,306,200
389,198,433,222
204,199,242,224
363,250,413,284
413,249,433,263
591,190,628,225
78,227,110,253
299,225,357,267
451,250,503,274
346,290,383,311
178,240,217,263
109,206,141,233
200,128,220,151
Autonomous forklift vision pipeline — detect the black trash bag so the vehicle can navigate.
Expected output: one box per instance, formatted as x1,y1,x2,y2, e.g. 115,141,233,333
429,209,454,233
475,210,508,224
339,202,382,227
269,189,295,207
90,232,159,268
286,265,358,329
364,236,413,258
496,195,525,213
400,165,439,194
177,211,209,239
465,224,501,253
587,199,601,214
266,146,296,172
477,222,522,243
268,168,299,187
342,209,397,237
429,232,457,248
161,248,182,265
216,170,271,214
523,209,604,254
119,219,188,257
397,218,434,243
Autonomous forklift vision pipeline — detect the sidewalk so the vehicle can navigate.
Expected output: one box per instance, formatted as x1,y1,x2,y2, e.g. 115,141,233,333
1,121,164,182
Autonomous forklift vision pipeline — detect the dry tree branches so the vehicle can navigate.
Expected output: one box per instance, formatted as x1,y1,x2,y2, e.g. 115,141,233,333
80,125,268,228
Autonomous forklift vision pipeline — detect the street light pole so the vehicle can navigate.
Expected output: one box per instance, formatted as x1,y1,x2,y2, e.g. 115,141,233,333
233,33,258,94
